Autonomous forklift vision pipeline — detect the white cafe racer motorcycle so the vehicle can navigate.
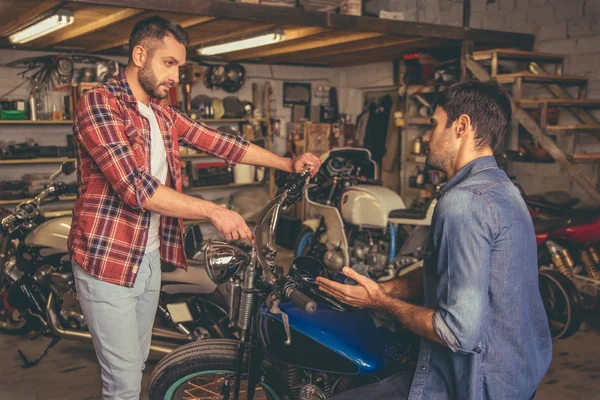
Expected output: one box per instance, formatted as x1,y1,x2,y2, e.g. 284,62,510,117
294,148,436,281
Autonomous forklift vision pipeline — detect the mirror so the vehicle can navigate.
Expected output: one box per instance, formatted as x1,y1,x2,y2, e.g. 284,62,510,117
289,256,326,284
204,241,249,284
61,161,76,176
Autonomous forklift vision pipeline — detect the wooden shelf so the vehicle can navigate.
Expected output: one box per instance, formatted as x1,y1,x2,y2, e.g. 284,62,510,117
495,73,587,86
518,99,600,108
0,195,76,206
546,124,600,132
0,120,73,125
0,157,75,165
405,154,427,164
0,183,263,206
198,118,265,123
406,117,432,125
572,153,600,160
472,48,563,63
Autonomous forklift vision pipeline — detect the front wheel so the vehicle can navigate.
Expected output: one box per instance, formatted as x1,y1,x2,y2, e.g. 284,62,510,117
539,269,584,339
149,339,281,400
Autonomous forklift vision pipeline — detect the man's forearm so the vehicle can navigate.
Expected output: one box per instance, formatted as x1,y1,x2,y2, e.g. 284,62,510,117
144,185,217,220
379,267,423,300
380,296,444,346
240,143,292,171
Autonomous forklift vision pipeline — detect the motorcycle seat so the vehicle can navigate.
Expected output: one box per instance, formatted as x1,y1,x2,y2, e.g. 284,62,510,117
533,213,599,234
389,207,428,220
528,191,579,209
533,217,573,234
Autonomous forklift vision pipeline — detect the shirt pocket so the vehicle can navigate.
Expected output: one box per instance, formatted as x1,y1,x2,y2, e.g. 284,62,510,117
124,121,144,151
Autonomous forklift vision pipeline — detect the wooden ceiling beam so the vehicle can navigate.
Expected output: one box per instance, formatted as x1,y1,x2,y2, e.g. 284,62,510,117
326,41,456,67
86,15,216,53
218,26,330,61
227,31,384,61
35,7,145,47
263,36,429,63
71,0,534,49
0,0,64,37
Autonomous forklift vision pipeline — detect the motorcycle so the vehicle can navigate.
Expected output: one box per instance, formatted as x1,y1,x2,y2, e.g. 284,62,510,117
532,207,599,339
505,184,594,339
294,148,434,282
0,162,232,367
148,170,419,400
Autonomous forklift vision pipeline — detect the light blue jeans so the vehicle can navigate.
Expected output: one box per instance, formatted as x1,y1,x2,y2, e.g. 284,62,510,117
73,250,161,400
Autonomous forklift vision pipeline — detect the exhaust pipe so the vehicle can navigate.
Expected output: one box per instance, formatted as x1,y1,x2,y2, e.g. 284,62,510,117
151,326,191,342
46,293,176,354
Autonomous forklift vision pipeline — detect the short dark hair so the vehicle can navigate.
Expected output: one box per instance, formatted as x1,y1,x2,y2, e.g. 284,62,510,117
436,80,512,151
128,16,189,58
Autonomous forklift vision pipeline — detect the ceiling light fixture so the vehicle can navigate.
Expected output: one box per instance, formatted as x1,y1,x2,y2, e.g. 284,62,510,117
197,30,285,56
9,10,74,44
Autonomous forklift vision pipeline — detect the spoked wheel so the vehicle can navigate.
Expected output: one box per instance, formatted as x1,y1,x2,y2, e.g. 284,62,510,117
165,371,272,400
150,339,281,400
538,269,584,339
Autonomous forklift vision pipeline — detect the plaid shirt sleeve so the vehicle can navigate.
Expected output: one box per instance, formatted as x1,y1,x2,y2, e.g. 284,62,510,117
76,90,160,210
170,107,250,164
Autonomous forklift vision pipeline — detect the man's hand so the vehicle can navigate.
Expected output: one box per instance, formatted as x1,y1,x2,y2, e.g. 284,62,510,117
209,205,254,242
292,153,322,177
316,267,386,309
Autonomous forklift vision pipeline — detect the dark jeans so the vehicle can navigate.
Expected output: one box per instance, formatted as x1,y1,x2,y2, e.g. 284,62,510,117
330,368,415,400
330,368,537,400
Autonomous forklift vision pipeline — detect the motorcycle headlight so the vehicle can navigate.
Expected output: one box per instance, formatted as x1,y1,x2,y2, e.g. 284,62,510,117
204,241,249,285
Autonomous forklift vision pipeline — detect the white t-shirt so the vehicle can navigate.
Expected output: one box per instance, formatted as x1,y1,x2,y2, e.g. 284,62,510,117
137,101,168,253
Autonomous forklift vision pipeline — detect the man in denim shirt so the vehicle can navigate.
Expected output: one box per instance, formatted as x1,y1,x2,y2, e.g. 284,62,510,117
318,80,552,399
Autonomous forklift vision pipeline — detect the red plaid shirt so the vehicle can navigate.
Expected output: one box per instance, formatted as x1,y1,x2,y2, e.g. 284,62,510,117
68,71,249,287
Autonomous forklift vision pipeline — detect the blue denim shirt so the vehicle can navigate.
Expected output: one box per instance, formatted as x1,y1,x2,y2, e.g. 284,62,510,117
409,156,552,400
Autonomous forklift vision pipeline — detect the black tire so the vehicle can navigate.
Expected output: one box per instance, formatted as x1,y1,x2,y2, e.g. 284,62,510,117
149,339,281,400
0,283,33,335
294,226,316,258
0,307,32,335
186,293,233,340
538,269,584,340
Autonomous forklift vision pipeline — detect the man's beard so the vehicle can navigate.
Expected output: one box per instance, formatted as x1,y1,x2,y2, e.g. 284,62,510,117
426,128,456,174
139,64,167,100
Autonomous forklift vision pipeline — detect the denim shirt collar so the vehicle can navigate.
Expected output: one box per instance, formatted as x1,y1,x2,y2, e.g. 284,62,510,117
437,156,498,197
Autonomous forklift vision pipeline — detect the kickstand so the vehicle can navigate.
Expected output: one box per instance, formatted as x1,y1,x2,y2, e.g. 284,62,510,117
18,336,61,369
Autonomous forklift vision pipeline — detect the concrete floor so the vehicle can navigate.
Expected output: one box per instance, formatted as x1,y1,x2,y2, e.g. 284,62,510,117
1,316,598,399
0,246,598,400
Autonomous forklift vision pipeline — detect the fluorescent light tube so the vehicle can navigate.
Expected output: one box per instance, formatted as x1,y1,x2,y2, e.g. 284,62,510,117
197,31,284,56
9,11,74,44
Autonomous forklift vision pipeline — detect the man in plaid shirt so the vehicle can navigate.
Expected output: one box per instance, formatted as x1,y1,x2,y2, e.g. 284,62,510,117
69,16,321,399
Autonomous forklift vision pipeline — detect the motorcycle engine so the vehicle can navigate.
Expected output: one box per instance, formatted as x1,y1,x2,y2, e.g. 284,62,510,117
58,288,86,330
49,268,86,330
348,233,390,279
323,250,344,272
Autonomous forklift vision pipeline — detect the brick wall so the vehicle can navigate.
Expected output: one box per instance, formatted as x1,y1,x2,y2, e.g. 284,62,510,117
356,0,600,204
469,0,600,204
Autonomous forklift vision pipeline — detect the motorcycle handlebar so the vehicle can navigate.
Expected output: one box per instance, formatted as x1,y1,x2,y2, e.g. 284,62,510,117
65,182,79,195
285,286,317,314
